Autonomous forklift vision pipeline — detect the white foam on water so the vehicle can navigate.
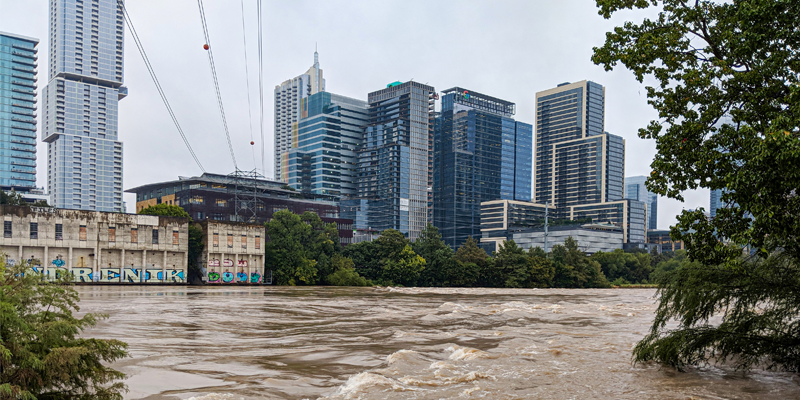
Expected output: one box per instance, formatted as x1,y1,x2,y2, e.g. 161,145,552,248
386,349,419,365
331,372,413,399
447,345,493,361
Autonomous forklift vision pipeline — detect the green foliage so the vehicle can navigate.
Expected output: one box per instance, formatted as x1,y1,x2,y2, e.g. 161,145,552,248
326,254,369,287
381,245,426,286
593,0,800,371
527,247,555,288
137,203,190,219
187,224,205,278
492,241,531,288
413,224,454,286
342,241,381,282
649,250,687,283
0,258,128,399
265,211,340,285
0,190,50,207
592,249,653,284
550,237,610,288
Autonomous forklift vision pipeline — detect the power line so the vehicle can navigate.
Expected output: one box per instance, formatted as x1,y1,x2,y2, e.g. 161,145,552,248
257,0,266,176
240,0,257,170
117,0,205,172
197,0,238,170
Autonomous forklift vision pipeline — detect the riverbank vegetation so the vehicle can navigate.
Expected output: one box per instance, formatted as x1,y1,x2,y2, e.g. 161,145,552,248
0,258,128,399
267,211,685,289
592,0,800,371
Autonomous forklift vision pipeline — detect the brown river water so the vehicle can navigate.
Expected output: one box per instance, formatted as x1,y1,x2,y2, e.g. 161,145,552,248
75,286,800,400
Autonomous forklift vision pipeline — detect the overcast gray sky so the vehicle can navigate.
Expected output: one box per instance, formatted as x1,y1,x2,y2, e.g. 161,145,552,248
0,0,709,229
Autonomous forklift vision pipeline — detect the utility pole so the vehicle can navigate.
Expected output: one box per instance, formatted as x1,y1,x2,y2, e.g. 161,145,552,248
544,201,549,253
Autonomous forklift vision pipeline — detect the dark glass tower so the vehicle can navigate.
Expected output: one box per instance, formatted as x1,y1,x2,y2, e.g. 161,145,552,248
534,81,624,213
433,87,532,249
357,81,435,239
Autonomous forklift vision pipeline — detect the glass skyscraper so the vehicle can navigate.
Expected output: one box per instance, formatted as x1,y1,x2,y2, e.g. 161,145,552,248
534,80,624,211
284,91,367,198
0,32,39,192
357,81,435,239
625,175,658,230
41,0,126,212
433,87,532,248
274,50,324,182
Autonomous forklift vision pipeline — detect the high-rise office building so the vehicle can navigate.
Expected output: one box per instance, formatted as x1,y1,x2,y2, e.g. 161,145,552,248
0,32,39,192
41,0,126,212
625,175,658,230
534,81,625,211
709,189,723,218
274,50,325,182
357,81,435,240
433,87,532,248
284,91,367,198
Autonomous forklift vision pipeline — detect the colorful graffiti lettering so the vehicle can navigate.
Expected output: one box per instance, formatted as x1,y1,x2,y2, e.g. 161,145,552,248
101,268,121,282
236,272,248,283
73,267,94,283
168,270,185,283
222,271,234,283
52,258,65,267
145,269,163,283
238,260,248,268
208,271,220,283
208,258,220,267
123,268,142,283
250,272,262,284
222,259,234,267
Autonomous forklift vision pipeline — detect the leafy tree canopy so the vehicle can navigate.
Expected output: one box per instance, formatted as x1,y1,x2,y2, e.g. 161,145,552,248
137,204,191,219
593,0,800,371
0,259,128,399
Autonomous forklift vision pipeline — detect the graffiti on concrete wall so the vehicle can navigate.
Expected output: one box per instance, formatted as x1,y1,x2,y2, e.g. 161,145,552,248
22,265,185,283
206,258,262,284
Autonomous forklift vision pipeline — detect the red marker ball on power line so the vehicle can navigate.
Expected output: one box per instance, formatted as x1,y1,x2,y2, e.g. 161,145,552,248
250,141,254,145
203,44,209,50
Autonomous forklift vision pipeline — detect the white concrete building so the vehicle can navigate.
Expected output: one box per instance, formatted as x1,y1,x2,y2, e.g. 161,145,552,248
1,205,188,283
197,220,267,284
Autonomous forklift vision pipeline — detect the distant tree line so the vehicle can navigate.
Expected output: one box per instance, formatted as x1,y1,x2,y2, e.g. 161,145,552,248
266,210,686,288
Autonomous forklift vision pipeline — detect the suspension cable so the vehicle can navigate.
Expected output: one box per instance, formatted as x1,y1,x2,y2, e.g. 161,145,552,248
117,0,205,172
240,0,257,170
197,0,238,170
257,0,266,175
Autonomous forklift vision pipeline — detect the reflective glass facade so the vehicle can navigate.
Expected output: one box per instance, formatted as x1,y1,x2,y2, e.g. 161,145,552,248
433,87,532,248
274,51,324,181
0,32,39,191
709,189,723,218
42,0,125,212
284,91,367,198
625,175,658,230
357,81,435,239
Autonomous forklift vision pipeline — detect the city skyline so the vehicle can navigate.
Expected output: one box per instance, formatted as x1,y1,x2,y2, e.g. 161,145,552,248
0,0,710,229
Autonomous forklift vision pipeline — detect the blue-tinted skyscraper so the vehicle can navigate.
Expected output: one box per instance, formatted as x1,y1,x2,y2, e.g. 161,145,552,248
0,32,39,192
41,0,126,212
433,87,532,248
709,189,723,218
625,175,658,230
284,91,367,197
357,81,435,240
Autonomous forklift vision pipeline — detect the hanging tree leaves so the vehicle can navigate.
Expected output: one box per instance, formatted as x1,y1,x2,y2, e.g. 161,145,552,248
592,0,800,371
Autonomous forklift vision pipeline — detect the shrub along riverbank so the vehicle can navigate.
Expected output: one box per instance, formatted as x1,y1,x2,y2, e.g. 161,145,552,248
266,210,686,288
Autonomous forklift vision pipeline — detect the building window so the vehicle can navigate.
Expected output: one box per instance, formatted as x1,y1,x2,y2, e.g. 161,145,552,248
131,228,138,243
4,221,11,238
227,234,233,248
189,196,204,204
255,235,261,250
108,227,116,242
173,230,179,245
79,225,87,241
152,229,159,244
55,224,63,240
241,234,247,249
213,233,219,247
215,199,228,207
30,223,38,239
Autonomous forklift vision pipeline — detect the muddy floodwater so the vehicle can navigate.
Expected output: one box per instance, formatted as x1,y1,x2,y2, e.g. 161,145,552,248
75,286,800,400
